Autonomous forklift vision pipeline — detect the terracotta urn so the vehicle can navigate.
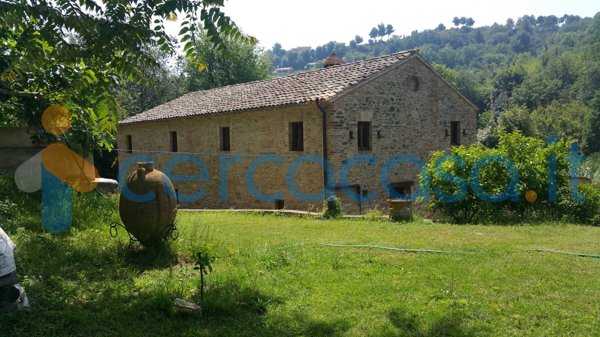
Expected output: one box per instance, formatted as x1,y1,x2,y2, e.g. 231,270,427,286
119,162,177,246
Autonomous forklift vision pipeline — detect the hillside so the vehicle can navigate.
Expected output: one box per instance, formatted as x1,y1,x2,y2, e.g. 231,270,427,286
267,14,600,153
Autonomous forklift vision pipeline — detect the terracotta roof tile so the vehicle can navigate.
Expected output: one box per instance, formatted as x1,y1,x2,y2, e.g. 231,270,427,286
120,50,417,125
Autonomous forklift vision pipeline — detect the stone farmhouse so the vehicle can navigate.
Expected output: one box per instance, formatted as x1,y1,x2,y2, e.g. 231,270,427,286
118,50,477,213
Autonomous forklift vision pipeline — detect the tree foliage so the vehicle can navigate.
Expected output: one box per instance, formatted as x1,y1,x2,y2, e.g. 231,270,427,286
369,27,379,40
368,23,394,42
423,132,600,224
0,0,253,153
497,105,534,136
185,31,271,91
431,63,458,86
114,50,188,118
452,17,475,28
588,92,600,154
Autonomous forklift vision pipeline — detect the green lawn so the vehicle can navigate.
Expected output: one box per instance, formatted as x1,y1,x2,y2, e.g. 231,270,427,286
1,193,599,336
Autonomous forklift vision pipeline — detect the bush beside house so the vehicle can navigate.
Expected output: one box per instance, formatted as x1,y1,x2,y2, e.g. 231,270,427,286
422,132,600,224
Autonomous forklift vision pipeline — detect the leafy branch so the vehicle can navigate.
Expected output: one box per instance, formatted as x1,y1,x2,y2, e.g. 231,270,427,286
192,243,216,302
0,0,255,152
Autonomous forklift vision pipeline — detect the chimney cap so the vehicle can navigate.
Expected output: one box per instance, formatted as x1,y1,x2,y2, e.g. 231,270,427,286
324,53,346,68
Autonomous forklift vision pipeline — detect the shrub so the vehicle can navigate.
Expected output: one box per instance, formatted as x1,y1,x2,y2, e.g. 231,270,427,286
322,196,343,219
559,183,600,225
0,199,17,218
421,131,599,224
582,152,600,186
363,209,386,222
192,243,216,302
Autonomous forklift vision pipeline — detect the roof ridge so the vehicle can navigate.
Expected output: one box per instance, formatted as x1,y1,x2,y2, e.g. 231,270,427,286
120,50,420,125
287,49,417,75
186,50,419,95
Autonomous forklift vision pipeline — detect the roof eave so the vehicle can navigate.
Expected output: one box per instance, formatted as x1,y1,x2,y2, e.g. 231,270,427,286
118,101,317,126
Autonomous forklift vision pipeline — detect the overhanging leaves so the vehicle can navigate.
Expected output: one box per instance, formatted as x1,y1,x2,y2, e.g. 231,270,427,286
0,0,254,152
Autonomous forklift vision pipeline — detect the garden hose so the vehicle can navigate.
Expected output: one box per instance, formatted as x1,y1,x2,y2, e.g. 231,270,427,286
534,249,600,259
289,244,600,258
288,242,474,254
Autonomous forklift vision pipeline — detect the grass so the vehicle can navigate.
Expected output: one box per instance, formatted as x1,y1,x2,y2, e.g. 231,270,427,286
0,173,599,336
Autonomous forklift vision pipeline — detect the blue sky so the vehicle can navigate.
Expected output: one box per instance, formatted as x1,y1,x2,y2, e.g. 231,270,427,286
166,0,599,49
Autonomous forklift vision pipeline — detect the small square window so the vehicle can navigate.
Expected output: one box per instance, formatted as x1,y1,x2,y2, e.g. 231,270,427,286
289,122,304,151
358,121,372,151
220,127,231,151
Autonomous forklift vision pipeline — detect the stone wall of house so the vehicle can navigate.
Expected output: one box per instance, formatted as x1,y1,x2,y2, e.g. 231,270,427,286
326,56,478,214
117,105,326,211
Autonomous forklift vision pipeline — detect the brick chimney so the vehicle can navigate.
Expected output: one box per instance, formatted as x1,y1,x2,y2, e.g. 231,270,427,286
324,53,346,68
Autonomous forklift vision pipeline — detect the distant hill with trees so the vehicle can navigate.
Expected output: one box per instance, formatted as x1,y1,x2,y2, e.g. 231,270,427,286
267,13,600,155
